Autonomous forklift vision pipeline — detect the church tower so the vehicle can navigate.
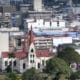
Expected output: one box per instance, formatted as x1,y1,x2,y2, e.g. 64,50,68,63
27,26,36,69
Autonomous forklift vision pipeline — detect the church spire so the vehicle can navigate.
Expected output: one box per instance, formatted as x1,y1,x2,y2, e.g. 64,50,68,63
23,33,28,52
29,26,34,45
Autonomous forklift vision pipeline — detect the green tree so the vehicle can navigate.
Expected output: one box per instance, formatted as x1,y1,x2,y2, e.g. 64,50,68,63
6,72,17,80
44,57,72,79
6,73,22,80
70,71,80,80
58,47,80,65
22,68,44,80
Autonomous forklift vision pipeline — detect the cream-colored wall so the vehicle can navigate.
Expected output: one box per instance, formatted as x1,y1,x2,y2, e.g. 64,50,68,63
36,57,51,69
0,33,9,58
17,59,27,73
1,58,16,71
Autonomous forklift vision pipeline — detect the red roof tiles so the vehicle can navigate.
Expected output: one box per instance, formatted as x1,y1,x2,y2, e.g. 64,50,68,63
14,51,27,59
2,51,27,59
2,52,8,58
2,50,54,59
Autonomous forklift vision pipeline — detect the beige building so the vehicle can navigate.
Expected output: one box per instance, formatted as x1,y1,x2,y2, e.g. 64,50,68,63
33,0,42,11
0,32,9,58
34,36,53,49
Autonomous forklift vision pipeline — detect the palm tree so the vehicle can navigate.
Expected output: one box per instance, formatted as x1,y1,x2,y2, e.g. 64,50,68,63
8,52,15,72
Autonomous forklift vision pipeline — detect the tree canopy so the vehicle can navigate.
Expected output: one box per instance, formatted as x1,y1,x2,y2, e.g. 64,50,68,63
58,47,80,64
6,65,12,73
6,72,18,80
44,57,72,77
70,71,80,80
22,68,44,80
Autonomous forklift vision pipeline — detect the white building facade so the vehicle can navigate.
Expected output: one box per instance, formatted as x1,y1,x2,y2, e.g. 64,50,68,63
0,32,9,58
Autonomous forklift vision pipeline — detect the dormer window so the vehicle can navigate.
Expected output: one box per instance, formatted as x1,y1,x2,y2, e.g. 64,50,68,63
31,49,34,52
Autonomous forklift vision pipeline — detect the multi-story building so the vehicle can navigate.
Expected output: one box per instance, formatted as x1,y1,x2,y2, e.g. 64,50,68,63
34,36,53,50
0,0,10,5
24,19,66,32
0,11,22,29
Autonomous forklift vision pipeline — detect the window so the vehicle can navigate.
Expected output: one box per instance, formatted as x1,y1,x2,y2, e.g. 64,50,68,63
33,55,34,57
42,60,45,66
30,60,33,63
30,60,35,63
14,61,16,66
30,54,34,58
9,61,12,66
31,49,34,52
5,61,8,66
17,39,21,46
23,63,26,69
30,54,32,58
38,63,40,68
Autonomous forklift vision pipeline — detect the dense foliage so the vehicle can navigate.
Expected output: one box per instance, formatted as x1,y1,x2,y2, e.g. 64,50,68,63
22,68,44,80
45,57,72,79
6,65,12,73
70,71,80,80
58,47,80,65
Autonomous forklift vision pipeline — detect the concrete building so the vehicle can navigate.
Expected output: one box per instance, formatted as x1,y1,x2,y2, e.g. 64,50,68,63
34,36,53,50
24,19,66,32
33,0,42,11
0,12,22,29
19,4,32,13
27,11,53,19
52,36,72,47
0,0,10,5
0,6,16,13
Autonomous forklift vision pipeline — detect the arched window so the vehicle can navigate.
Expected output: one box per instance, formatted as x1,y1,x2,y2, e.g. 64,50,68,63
23,63,26,69
33,54,34,57
30,54,32,58
31,49,34,52
5,61,8,66
38,63,40,68
14,61,16,66
42,60,45,66
30,54,34,58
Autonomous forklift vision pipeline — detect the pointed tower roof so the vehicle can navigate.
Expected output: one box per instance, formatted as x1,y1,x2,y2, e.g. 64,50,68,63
23,33,27,52
29,26,34,45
